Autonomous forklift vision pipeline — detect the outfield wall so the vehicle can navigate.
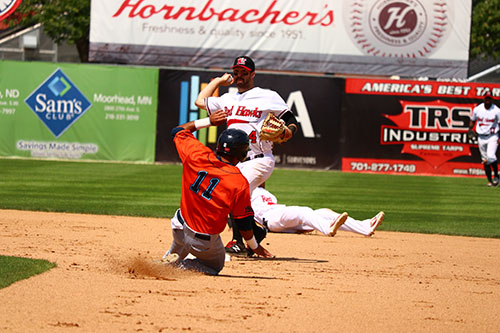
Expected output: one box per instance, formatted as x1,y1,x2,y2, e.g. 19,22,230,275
1,60,499,178
155,69,344,170
342,78,500,177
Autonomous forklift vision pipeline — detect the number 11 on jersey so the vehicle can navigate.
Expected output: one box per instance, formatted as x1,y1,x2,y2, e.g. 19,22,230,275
190,171,220,200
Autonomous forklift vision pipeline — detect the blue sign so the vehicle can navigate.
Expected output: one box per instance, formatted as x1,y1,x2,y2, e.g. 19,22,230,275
25,68,92,138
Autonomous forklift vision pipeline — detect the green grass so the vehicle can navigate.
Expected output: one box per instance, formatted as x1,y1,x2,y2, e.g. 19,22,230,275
0,158,182,217
0,158,499,238
0,255,56,288
266,170,500,238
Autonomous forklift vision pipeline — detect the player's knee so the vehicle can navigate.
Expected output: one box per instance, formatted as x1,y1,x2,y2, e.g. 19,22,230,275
253,222,268,243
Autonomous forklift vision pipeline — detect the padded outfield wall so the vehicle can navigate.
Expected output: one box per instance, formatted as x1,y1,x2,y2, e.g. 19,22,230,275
342,79,500,177
155,69,344,170
1,60,499,178
156,69,500,178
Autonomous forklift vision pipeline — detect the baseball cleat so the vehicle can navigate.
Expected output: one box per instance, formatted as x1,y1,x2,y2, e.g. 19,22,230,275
328,212,348,237
369,211,385,236
224,240,248,257
493,177,499,186
160,253,180,265
487,182,494,187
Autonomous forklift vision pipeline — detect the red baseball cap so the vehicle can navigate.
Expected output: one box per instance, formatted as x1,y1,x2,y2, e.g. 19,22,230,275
231,56,255,72
484,91,493,99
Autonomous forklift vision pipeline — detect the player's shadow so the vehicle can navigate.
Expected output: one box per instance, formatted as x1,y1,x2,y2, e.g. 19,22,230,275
233,257,328,263
218,257,327,279
217,274,277,279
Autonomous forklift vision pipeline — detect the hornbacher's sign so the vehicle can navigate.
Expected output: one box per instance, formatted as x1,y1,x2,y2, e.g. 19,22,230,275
343,78,500,177
89,0,472,78
112,0,334,26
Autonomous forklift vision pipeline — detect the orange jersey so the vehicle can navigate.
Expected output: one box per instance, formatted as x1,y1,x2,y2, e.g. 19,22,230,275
174,129,253,234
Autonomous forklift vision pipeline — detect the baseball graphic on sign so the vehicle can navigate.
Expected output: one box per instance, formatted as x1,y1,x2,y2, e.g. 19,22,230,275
344,0,453,58
0,0,22,21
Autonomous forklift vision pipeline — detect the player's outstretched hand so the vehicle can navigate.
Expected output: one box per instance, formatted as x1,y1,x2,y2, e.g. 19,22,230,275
219,73,234,86
253,244,275,258
209,110,228,126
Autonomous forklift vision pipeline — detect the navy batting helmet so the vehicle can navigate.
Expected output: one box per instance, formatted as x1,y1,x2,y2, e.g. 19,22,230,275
216,128,249,162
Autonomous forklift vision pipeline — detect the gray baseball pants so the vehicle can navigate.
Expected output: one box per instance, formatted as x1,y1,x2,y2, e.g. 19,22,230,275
167,210,226,275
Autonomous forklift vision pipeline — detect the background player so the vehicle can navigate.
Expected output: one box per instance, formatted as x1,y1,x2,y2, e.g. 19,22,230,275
194,55,299,255
162,111,273,275
469,91,500,186
252,186,385,237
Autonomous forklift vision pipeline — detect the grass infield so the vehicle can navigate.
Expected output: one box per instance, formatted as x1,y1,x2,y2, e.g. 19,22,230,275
0,255,56,289
0,158,499,238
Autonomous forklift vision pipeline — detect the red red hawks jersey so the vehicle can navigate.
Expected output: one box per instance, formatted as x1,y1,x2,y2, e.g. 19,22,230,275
250,187,282,226
174,129,253,235
471,103,500,136
205,87,289,157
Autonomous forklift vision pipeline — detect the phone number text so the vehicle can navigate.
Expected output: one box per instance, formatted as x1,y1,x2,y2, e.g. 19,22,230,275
350,162,416,173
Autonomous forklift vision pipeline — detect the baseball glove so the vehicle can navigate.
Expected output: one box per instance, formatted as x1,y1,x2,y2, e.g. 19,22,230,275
259,113,287,143
467,129,478,141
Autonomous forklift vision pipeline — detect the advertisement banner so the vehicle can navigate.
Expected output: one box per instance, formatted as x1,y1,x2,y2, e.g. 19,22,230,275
0,0,22,21
89,0,471,78
342,78,500,177
0,61,158,162
156,69,343,169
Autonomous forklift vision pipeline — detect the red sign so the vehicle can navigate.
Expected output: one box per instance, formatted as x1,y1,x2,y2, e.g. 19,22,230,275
0,0,22,21
345,78,499,99
342,157,485,178
344,78,500,177
382,99,477,167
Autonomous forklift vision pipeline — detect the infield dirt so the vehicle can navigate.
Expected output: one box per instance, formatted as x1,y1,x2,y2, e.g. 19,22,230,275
0,209,499,332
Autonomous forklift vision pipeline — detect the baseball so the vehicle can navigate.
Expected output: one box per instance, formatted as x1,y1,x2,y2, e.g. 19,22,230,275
344,0,451,58
226,75,233,84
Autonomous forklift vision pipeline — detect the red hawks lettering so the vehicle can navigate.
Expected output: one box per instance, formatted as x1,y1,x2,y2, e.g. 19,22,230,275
235,106,262,118
476,117,494,125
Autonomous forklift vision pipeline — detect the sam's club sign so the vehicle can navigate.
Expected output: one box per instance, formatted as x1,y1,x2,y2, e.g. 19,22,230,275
25,68,92,137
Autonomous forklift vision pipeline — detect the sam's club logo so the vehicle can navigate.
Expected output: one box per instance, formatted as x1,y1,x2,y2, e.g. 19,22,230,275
25,68,92,138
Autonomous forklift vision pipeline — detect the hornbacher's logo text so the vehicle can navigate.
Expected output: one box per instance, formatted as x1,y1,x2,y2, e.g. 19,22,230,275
112,0,334,26
381,100,477,167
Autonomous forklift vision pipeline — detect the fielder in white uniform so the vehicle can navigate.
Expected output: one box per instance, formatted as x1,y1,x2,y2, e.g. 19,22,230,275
469,91,500,186
195,56,299,255
195,56,297,192
252,187,385,237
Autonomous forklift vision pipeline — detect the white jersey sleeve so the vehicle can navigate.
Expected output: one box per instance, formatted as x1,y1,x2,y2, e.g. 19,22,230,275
470,106,478,122
251,187,280,225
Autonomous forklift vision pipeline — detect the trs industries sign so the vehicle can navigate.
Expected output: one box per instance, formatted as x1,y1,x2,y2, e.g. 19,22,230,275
25,68,92,138
89,0,471,78
381,100,477,167
342,79,500,177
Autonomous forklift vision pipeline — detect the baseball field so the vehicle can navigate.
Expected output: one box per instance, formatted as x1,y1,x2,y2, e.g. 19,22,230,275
1,158,499,332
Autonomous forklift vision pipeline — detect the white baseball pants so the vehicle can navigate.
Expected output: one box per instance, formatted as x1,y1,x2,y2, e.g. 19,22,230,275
478,134,499,164
264,206,374,236
237,153,275,192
